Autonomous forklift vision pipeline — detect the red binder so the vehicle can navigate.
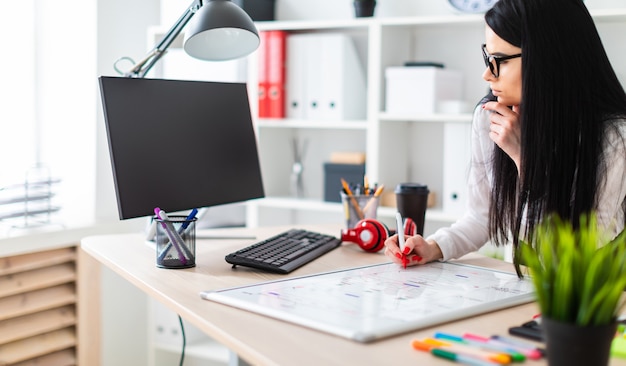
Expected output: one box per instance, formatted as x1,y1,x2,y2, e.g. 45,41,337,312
266,30,287,118
257,31,270,118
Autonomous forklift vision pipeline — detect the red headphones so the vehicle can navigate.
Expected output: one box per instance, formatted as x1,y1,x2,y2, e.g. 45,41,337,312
340,218,417,253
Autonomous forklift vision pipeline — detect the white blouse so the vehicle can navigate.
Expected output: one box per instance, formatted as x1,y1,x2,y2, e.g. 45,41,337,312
429,106,626,261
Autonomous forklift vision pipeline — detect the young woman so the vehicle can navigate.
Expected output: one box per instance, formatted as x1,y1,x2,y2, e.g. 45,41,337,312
384,0,626,274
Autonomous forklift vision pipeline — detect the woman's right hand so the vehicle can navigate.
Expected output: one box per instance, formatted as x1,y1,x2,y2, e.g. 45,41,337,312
384,234,443,267
483,101,521,171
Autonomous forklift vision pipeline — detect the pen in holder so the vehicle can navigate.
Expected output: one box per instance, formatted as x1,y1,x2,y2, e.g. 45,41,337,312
155,215,197,269
341,192,380,229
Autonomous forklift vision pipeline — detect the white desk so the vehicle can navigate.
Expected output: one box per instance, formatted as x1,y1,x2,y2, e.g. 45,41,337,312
80,224,626,366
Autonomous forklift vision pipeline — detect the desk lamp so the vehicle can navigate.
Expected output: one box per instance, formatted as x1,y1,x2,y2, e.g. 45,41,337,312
121,0,260,78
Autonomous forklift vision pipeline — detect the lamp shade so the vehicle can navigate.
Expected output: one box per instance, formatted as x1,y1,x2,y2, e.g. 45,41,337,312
183,0,260,61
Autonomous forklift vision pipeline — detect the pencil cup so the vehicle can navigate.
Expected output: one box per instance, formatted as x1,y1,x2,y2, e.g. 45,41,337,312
341,192,380,229
395,183,429,236
155,215,197,269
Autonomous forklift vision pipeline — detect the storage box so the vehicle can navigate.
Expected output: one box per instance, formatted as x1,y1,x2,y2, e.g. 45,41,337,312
385,67,463,115
323,163,366,203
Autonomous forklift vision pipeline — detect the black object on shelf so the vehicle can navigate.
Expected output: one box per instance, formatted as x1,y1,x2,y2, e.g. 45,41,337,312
324,163,366,203
232,0,276,21
404,61,445,68
353,0,376,18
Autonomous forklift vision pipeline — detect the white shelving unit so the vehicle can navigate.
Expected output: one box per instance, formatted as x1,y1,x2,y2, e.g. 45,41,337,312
144,7,626,364
245,8,626,231
245,15,486,232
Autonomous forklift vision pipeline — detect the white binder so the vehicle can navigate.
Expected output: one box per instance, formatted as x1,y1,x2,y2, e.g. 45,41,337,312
285,34,309,119
443,122,471,215
304,35,325,120
319,34,366,120
285,33,366,120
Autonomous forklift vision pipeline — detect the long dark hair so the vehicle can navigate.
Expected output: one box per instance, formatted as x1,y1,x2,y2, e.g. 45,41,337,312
484,0,626,270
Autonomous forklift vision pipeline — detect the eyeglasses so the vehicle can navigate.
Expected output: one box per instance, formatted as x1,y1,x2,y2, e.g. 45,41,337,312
481,44,521,78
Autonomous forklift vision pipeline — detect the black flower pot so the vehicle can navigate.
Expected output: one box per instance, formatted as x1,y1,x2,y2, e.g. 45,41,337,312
354,0,376,18
542,317,617,366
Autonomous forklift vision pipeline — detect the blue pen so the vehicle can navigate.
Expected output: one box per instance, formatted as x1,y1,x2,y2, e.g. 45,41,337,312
178,208,198,234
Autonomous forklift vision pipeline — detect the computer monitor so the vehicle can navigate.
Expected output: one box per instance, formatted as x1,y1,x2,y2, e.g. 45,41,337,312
99,76,265,219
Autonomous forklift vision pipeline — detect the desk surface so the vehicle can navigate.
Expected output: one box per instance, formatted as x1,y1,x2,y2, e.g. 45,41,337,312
81,224,626,366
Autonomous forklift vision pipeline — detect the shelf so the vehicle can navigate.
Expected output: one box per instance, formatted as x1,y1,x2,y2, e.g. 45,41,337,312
257,119,368,130
378,112,472,123
256,18,373,31
253,197,461,223
254,9,626,33
590,8,626,20
377,9,626,26
155,338,230,364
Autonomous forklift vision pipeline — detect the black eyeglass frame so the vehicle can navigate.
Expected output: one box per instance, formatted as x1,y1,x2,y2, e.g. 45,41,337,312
481,44,521,78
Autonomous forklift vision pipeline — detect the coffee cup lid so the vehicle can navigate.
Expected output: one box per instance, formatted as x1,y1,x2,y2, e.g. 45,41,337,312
395,183,429,194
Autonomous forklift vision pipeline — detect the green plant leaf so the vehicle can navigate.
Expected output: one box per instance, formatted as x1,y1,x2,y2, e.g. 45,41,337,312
520,212,626,326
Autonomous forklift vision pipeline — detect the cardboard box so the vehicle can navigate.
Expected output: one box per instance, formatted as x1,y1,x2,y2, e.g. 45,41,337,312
323,163,365,203
385,66,463,115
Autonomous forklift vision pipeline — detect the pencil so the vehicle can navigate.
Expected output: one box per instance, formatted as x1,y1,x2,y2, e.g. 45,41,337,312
341,178,365,220
363,175,370,195
362,184,384,214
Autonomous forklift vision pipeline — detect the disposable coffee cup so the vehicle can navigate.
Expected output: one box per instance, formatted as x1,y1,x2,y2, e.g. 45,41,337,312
395,183,429,236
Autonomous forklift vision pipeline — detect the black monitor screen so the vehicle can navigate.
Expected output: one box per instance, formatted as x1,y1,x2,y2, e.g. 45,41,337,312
99,76,265,219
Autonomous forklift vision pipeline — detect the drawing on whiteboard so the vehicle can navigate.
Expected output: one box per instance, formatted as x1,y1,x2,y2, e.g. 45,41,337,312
201,261,535,343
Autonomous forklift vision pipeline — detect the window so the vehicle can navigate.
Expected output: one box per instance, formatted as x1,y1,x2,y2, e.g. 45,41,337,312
0,1,97,234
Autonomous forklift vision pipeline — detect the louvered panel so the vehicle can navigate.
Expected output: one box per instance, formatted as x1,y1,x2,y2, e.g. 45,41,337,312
11,349,76,366
0,263,76,298
0,247,75,277
0,283,76,322
0,245,81,365
0,305,76,344
0,328,76,365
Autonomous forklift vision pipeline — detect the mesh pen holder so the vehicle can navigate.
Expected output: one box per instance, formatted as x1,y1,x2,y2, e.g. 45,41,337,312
155,215,197,269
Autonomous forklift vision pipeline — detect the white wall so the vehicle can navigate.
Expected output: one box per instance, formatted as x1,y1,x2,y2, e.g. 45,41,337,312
96,1,160,365
96,0,161,223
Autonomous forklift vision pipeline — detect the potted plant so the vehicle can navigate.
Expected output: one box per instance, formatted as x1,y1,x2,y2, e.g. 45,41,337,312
353,0,376,18
519,213,626,366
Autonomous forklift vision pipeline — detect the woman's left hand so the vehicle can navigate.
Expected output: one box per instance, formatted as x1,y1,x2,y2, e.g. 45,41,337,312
483,102,521,171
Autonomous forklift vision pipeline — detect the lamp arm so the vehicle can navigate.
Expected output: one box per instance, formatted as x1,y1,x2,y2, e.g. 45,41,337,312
125,0,204,78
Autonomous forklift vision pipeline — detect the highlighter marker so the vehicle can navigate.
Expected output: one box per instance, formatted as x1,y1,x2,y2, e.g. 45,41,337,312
395,212,407,269
432,348,496,366
155,208,188,265
435,332,525,362
422,338,511,365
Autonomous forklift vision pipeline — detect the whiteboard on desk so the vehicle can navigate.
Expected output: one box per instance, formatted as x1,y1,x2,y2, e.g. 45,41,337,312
200,262,535,343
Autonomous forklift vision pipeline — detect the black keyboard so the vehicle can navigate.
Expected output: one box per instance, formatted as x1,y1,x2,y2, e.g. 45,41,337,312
225,229,341,274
